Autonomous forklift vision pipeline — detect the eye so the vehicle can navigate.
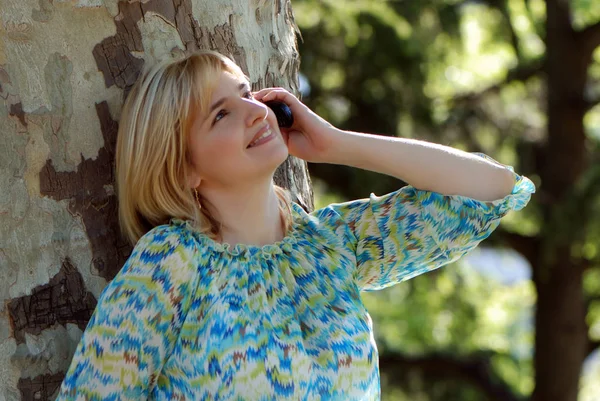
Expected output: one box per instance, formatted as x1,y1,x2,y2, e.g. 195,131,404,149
211,90,252,125
213,109,228,124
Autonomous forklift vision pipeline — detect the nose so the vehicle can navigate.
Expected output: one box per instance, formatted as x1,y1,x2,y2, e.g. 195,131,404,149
245,98,269,127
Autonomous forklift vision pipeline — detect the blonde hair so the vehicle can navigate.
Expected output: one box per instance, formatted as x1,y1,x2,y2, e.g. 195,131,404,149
115,50,293,245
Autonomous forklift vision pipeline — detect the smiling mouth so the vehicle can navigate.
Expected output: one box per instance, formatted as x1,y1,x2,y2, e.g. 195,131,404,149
247,128,274,148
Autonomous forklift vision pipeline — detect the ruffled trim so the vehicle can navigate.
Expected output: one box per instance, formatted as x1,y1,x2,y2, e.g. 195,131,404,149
169,204,304,259
471,152,536,213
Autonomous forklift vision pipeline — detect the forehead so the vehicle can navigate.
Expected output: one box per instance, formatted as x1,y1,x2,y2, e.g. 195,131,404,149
211,71,250,97
190,71,250,130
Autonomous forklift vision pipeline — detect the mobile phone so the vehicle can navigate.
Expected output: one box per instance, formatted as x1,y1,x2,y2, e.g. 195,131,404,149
264,101,294,128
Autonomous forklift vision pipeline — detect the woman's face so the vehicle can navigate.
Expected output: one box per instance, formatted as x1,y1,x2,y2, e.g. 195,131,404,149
187,70,288,190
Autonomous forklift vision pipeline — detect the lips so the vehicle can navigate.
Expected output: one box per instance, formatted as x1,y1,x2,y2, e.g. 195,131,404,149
247,124,272,148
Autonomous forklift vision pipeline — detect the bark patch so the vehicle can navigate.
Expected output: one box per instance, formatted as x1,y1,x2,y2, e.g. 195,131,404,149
39,101,131,281
92,0,248,91
17,372,64,401
92,0,197,90
7,258,97,344
40,0,247,283
9,101,27,128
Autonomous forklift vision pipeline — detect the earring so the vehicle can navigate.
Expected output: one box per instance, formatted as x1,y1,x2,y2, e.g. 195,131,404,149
194,188,202,210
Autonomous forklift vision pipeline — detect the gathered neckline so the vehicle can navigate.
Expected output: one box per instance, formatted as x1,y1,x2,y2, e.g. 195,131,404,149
169,203,304,258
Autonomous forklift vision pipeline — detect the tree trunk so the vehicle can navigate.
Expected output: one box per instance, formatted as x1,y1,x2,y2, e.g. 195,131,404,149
0,1,311,400
532,1,591,400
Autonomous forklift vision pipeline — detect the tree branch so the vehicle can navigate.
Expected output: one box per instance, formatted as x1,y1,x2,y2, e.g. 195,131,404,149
524,0,544,39
585,293,600,310
488,227,540,268
500,0,526,63
585,295,600,357
579,22,600,60
585,94,600,113
451,58,544,107
458,114,487,154
577,248,600,271
379,351,523,401
578,257,599,271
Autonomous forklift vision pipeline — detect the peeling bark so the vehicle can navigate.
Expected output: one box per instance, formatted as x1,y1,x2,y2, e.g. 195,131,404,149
1,1,307,400
39,101,129,281
7,257,97,344
17,373,63,401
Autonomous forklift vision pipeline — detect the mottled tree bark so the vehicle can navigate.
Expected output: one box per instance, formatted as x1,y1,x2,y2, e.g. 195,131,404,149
0,1,310,400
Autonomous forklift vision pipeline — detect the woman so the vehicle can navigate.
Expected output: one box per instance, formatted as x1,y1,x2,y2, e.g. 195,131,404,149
56,50,534,400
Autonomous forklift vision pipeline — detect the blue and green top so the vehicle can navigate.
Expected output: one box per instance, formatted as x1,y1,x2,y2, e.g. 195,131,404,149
57,155,535,401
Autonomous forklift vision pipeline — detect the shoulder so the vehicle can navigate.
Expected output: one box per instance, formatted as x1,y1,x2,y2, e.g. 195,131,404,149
91,221,206,322
114,221,200,289
136,220,198,255
298,194,380,234
290,202,358,249
291,201,341,231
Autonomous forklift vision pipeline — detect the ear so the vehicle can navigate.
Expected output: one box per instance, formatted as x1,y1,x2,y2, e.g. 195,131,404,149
187,173,202,189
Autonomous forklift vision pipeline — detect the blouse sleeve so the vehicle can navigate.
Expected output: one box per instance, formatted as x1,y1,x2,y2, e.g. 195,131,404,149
324,153,535,292
56,225,199,400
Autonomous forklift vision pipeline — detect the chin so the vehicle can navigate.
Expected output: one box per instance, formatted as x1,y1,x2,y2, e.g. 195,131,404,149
270,143,290,168
249,136,289,172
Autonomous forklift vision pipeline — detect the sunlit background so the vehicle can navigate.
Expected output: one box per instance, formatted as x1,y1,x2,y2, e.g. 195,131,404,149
293,0,600,399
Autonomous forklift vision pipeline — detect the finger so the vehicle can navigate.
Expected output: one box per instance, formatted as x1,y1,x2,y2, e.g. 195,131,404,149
253,88,296,102
252,87,285,100
262,89,292,101
261,89,293,102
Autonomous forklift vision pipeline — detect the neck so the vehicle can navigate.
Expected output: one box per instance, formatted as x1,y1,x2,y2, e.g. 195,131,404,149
199,178,284,247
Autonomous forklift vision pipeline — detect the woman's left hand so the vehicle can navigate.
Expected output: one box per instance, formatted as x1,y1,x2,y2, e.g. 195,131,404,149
253,87,340,163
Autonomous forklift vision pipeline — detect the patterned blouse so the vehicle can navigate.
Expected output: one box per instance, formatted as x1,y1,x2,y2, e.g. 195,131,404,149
57,155,534,401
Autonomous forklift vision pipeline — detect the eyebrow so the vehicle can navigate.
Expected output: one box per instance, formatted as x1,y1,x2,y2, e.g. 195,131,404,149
209,82,251,114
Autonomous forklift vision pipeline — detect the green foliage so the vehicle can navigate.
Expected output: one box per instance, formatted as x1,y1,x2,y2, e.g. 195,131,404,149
312,177,345,209
358,256,535,398
572,0,600,29
297,0,600,399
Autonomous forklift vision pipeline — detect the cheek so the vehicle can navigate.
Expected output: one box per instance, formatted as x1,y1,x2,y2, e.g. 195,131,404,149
210,129,244,161
189,130,244,175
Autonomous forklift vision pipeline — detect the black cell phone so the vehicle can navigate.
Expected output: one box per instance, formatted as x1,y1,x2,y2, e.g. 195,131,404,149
264,101,294,128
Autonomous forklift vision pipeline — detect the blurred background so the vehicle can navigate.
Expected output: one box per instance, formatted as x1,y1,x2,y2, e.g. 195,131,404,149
292,0,600,400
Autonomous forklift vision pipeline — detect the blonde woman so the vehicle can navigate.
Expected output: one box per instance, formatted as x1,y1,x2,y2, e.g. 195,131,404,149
56,50,534,400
